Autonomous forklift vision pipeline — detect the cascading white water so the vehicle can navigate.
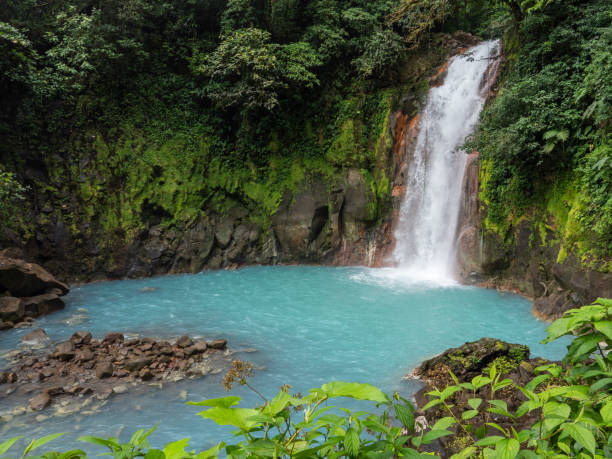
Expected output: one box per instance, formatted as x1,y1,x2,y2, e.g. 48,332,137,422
392,40,499,282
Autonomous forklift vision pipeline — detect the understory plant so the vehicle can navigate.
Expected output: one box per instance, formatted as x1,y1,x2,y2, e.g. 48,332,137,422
1,299,611,458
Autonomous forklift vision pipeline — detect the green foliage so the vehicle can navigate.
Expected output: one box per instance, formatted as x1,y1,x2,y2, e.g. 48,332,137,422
469,0,612,264
193,28,320,114
0,167,27,231
353,29,405,79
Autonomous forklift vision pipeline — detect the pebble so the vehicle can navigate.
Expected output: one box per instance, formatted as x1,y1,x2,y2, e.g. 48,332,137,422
179,390,187,400
11,406,26,416
113,385,128,394
36,414,49,422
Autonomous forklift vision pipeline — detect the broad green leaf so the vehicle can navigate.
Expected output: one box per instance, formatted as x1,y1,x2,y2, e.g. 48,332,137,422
262,391,304,416
516,450,539,459
317,382,390,404
493,379,513,392
594,320,612,340
535,363,561,378
439,385,462,401
471,375,492,390
198,407,262,431
394,404,414,431
187,396,241,408
163,438,189,459
23,434,65,456
0,437,21,456
56,451,85,459
516,400,540,417
589,377,612,392
543,317,573,342
468,398,482,410
595,298,612,308
542,402,570,431
400,448,428,458
143,449,165,459
495,438,519,459
422,429,452,444
344,428,360,457
462,409,479,420
488,408,513,418
566,334,603,362
243,439,285,457
450,446,476,459
77,436,120,449
562,423,596,454
486,422,508,436
131,425,157,446
432,417,456,431
556,440,571,455
489,400,508,411
547,385,589,400
601,400,612,424
474,436,505,446
525,374,550,392
421,398,442,411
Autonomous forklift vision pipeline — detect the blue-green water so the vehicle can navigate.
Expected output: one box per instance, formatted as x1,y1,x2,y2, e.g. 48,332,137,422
0,266,568,450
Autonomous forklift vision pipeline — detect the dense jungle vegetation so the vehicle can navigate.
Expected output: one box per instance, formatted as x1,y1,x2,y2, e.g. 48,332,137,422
467,0,612,270
0,0,610,269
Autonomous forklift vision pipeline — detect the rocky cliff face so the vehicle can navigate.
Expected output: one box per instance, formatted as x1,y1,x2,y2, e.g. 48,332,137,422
2,166,393,282
455,152,612,319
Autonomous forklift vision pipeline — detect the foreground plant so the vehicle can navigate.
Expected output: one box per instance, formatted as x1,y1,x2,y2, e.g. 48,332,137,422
2,299,611,458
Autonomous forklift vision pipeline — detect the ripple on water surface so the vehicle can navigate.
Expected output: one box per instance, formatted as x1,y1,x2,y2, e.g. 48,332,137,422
0,266,569,451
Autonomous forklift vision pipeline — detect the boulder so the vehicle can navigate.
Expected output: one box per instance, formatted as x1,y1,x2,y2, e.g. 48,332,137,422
75,348,94,362
30,392,52,411
70,331,92,345
124,357,152,372
21,293,65,317
215,219,234,248
415,337,530,384
272,183,329,260
0,297,24,322
208,339,227,350
21,328,51,345
533,290,579,321
413,338,546,458
103,332,124,344
96,361,114,378
0,256,69,297
55,342,75,361
193,341,207,353
176,335,193,348
139,368,153,381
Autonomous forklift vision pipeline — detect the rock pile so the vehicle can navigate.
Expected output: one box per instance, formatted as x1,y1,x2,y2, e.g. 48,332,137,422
0,256,69,330
0,331,230,412
411,338,553,457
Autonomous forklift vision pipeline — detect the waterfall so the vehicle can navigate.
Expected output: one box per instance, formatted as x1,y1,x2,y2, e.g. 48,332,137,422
392,40,499,282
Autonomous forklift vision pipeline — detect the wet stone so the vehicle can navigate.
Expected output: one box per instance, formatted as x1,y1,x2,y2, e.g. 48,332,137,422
30,392,52,411
70,331,92,345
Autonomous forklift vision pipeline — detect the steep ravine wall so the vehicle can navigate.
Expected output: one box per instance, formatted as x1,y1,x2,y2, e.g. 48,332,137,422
452,47,612,320
456,156,612,320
